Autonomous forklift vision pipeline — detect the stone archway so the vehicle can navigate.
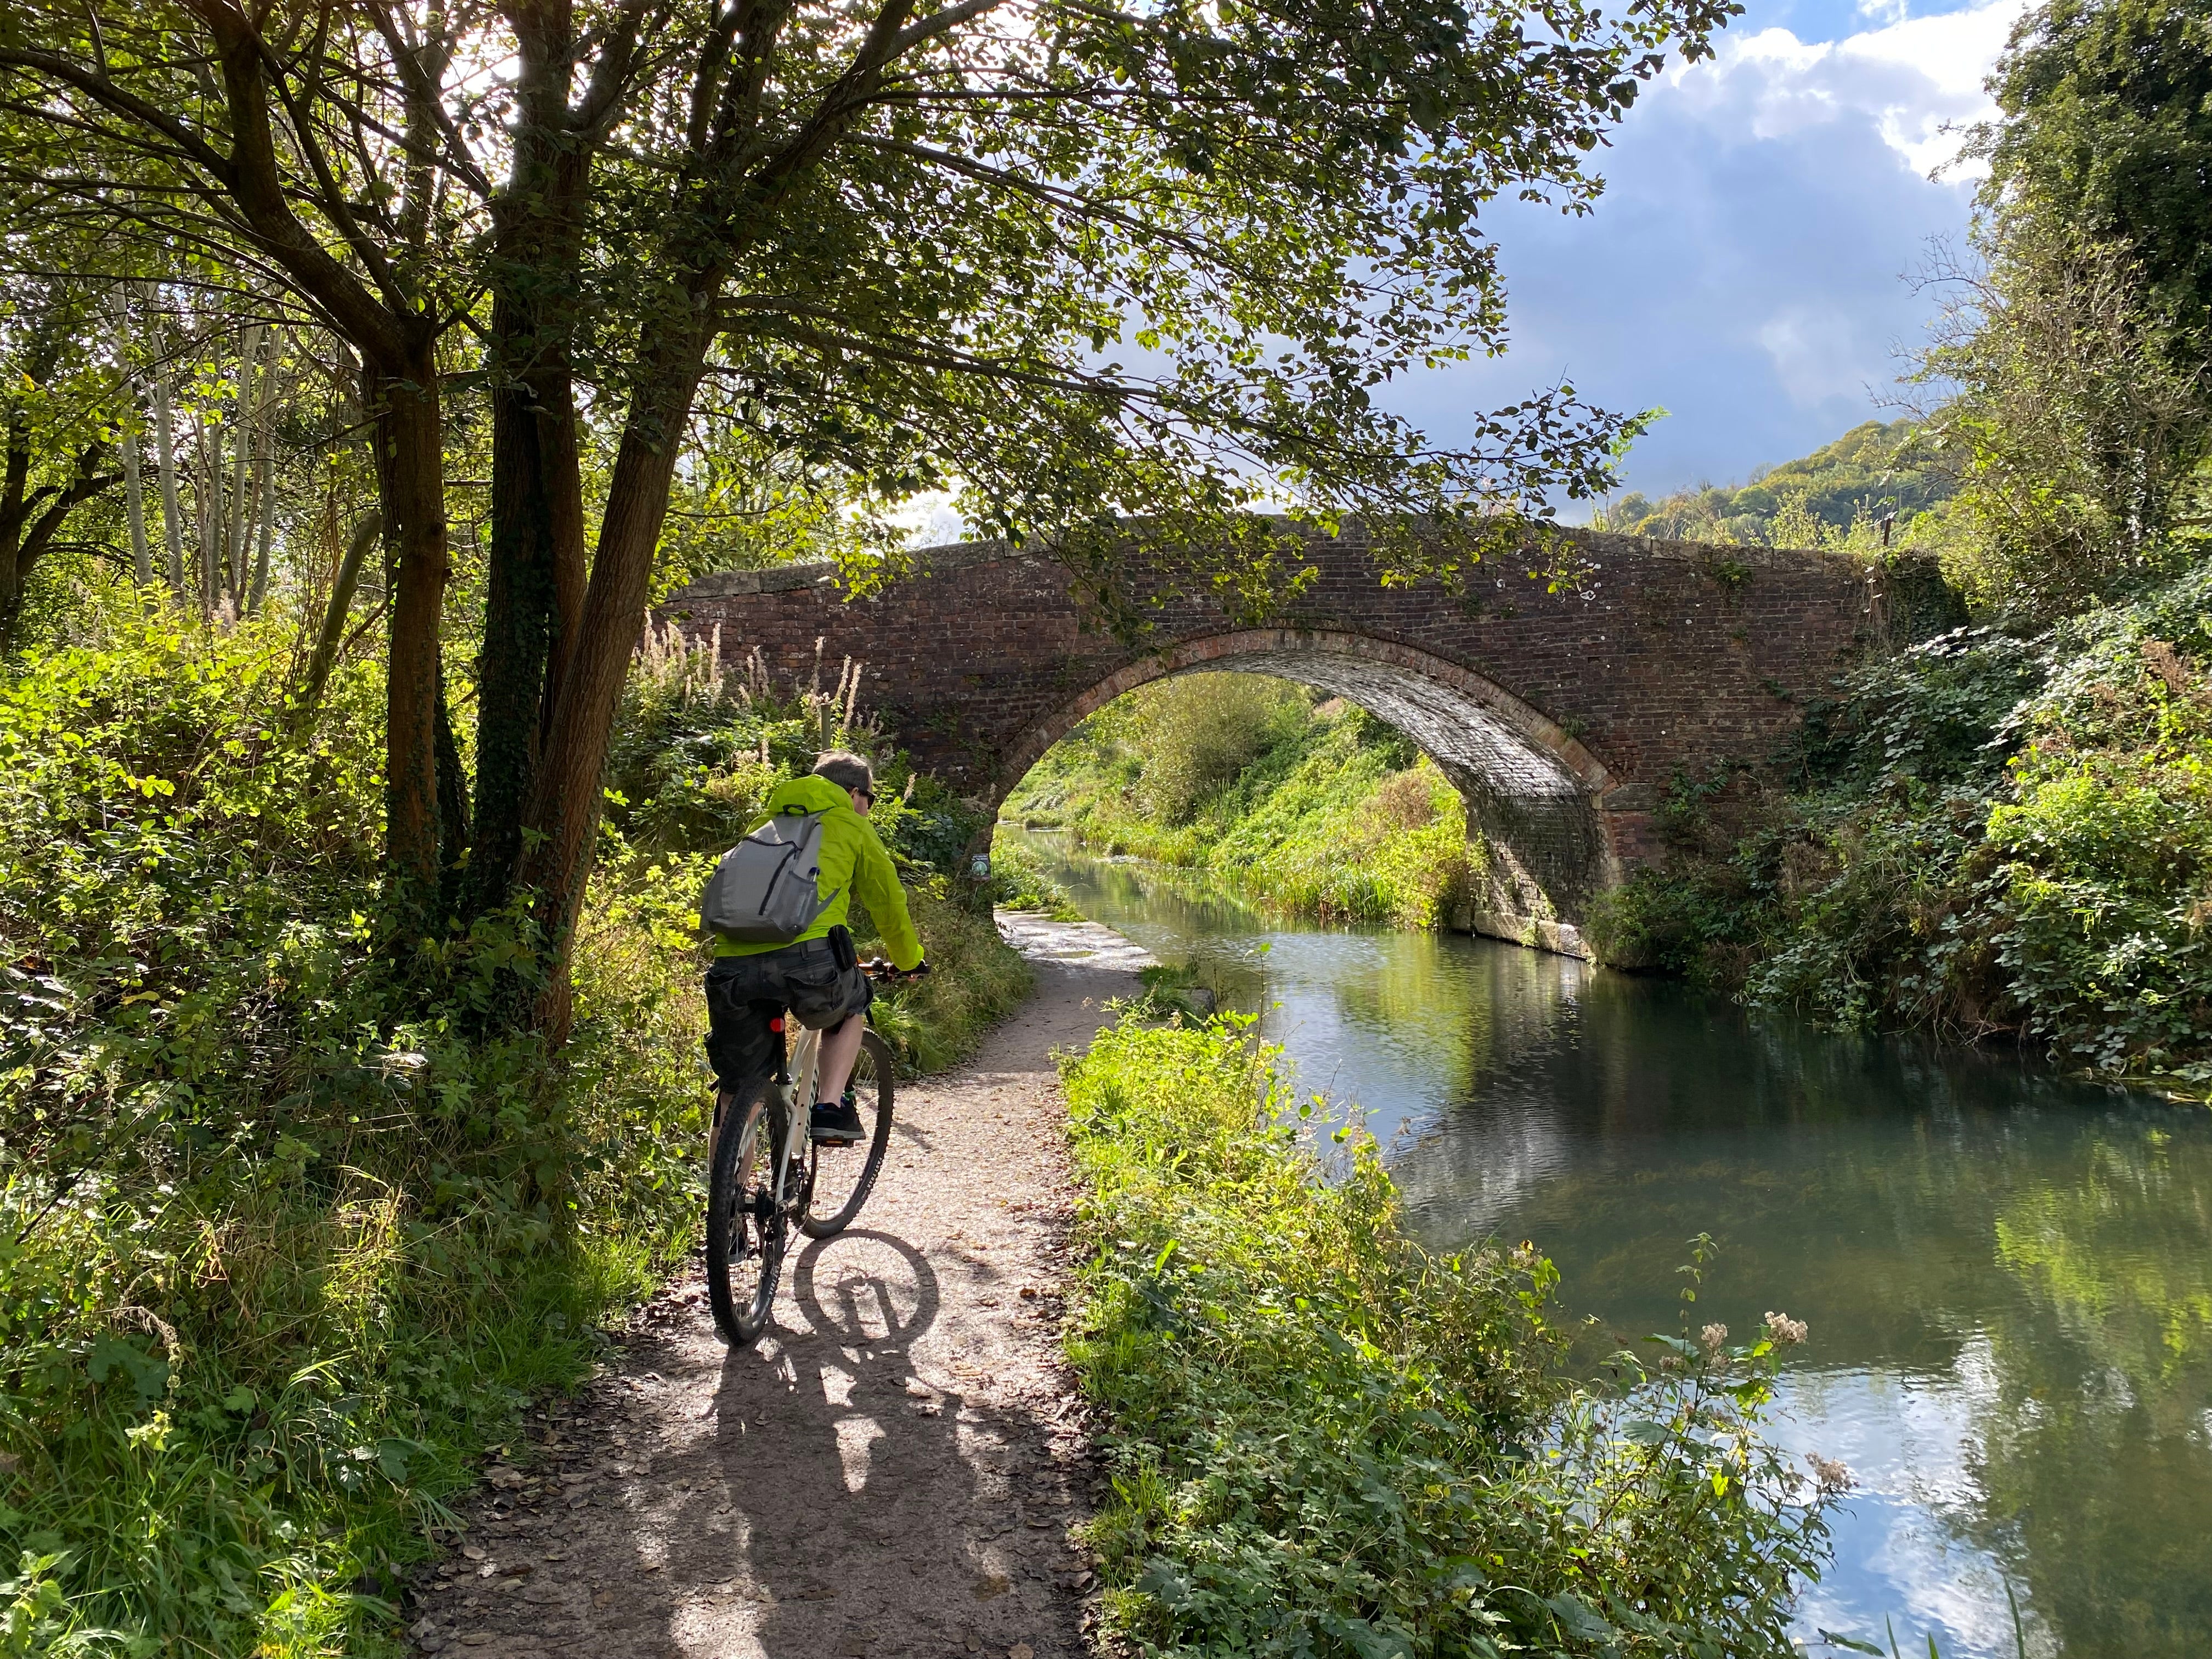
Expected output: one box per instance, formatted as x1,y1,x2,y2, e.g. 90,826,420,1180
1000,630,1619,951
662,526,1899,957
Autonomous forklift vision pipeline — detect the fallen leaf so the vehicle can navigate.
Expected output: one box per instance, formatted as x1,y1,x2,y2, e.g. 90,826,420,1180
972,1573,1011,1600
592,1589,615,1608
460,1545,487,1562
1012,1645,1035,1659
484,1465,526,1490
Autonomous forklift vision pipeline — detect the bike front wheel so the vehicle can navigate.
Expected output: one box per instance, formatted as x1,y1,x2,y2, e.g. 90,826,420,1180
706,1084,786,1345
801,1028,896,1239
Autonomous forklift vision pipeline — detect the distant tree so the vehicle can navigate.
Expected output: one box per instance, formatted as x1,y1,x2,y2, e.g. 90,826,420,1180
1592,419,1946,548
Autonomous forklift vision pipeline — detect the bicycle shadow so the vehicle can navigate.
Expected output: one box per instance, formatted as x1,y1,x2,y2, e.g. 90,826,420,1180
620,1228,1080,1659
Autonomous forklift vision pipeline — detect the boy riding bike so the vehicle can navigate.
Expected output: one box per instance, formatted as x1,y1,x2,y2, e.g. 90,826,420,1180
702,751,927,1143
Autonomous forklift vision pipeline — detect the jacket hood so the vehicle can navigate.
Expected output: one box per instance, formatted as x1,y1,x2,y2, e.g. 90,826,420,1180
762,774,855,816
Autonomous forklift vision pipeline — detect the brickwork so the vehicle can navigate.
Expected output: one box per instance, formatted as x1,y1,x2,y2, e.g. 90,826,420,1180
661,524,1892,942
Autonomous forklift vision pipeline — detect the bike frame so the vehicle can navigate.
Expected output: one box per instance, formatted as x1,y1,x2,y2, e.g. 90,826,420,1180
765,1019,823,1208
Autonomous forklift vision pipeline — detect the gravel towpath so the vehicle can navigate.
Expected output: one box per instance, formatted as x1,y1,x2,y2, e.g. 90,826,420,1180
405,914,1151,1659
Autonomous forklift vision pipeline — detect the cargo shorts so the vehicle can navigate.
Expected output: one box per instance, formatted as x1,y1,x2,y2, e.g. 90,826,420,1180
703,935,872,1089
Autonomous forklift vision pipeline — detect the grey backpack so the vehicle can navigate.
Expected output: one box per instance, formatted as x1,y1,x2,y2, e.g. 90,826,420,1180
700,808,837,944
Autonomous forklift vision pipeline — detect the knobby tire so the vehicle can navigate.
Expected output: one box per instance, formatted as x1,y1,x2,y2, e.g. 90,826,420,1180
801,1027,896,1239
706,1082,783,1346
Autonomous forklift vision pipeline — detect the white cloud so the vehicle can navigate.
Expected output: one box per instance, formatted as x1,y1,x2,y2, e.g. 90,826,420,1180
1674,0,2028,177
1389,0,2030,499
1758,305,1879,407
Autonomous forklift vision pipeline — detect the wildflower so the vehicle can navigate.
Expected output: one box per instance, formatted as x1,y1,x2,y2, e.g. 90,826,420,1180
1764,1310,1808,1345
1808,1454,1853,1495
1699,1322,1728,1353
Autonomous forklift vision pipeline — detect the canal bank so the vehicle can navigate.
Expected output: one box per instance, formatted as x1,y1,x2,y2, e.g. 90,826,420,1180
1006,828,2212,1659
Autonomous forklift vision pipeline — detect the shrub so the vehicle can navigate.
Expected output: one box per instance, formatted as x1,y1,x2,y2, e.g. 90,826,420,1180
1063,1015,1840,1658
0,605,1039,1650
0,610,706,1654
1009,679,1476,930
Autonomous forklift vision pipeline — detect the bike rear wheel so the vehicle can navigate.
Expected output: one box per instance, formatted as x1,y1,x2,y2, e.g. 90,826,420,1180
706,1083,785,1345
801,1028,896,1239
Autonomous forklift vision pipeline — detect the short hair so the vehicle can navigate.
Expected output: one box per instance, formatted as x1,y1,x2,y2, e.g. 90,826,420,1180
811,750,875,798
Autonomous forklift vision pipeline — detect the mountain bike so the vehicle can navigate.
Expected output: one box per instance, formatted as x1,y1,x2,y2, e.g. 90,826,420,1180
704,961,909,1346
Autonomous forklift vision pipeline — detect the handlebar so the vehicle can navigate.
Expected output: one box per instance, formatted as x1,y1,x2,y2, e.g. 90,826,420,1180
863,957,929,983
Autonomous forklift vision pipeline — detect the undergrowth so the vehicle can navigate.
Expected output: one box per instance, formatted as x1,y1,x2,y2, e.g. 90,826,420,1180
1062,1014,1842,1658
1581,567,2212,1097
0,602,1028,1652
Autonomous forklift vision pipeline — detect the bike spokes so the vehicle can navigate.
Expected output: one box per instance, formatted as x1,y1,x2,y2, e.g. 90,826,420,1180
800,1028,896,1239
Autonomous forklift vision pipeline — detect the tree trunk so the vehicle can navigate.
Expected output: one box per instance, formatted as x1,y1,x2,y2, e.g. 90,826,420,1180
228,325,262,603
464,5,594,923
194,413,223,617
291,511,380,731
248,358,284,613
150,365,187,591
121,399,152,585
366,352,453,917
516,328,710,1035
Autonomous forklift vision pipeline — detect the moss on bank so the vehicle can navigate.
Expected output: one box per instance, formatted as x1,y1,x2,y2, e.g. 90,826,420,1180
1061,1013,1840,1657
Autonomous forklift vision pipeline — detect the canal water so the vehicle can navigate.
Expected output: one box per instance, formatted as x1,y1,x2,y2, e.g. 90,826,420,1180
1002,830,2212,1659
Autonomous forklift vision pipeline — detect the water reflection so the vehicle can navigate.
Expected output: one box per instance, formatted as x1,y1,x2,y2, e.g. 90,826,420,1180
1007,831,2212,1659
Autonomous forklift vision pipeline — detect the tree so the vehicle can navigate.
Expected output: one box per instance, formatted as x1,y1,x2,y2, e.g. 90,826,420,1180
0,272,121,647
1,0,1737,1032
1977,0,2212,350
1906,227,2210,616
1910,0,2212,616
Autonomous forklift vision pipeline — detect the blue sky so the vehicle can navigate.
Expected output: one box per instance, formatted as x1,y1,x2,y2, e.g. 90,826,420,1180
1393,0,2030,505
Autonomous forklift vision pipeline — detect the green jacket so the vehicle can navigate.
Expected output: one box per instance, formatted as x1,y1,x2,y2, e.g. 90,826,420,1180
710,775,924,970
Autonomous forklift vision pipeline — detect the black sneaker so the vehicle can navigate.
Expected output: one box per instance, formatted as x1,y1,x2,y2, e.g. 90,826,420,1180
810,1096,865,1144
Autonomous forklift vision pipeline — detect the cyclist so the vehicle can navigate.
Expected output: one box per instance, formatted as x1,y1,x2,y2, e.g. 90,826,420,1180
703,751,926,1143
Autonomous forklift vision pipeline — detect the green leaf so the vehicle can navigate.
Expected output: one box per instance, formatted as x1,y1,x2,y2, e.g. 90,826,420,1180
86,1334,169,1404
1818,1632,1887,1656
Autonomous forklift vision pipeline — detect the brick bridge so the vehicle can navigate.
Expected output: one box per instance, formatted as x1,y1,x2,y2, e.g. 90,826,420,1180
662,526,1908,953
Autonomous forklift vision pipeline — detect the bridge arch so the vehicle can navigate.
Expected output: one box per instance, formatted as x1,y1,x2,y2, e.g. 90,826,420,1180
999,629,1623,945
662,530,1898,958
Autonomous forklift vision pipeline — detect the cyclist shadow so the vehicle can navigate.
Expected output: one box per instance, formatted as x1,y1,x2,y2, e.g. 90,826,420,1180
678,1227,1060,1657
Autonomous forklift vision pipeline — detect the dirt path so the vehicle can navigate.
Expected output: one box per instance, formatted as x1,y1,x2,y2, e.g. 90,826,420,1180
406,915,1151,1659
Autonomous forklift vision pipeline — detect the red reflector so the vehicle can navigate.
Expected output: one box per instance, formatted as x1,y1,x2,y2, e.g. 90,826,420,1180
769,1017,785,1032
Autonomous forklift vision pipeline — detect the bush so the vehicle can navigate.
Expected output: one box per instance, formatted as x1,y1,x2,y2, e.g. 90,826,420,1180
0,606,1038,1650
1063,1015,1840,1658
1609,569,2212,1092
984,839,1085,921
0,610,706,1654
1131,674,1310,824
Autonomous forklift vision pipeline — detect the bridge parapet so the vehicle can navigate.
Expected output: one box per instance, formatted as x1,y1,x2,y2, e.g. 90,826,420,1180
662,527,1908,953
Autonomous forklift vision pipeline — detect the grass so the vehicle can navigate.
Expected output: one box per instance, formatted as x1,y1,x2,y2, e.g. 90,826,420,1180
1009,681,1479,929
1060,1012,1842,1658
0,600,1032,1654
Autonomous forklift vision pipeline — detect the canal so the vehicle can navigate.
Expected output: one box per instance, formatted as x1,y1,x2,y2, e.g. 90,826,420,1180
1002,830,2212,1659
